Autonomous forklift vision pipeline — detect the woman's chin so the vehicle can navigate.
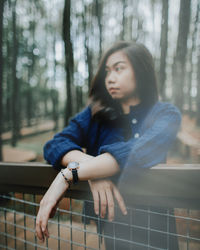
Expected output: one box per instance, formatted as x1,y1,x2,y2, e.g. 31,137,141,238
110,94,122,100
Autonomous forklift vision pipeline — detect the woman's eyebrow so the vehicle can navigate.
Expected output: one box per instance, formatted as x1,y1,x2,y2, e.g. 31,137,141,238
105,61,126,68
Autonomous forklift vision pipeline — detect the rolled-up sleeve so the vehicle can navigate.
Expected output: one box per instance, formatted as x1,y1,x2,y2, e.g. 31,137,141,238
98,104,181,170
44,107,91,170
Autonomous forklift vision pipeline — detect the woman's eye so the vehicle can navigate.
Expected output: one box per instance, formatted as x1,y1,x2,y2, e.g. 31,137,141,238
115,66,123,72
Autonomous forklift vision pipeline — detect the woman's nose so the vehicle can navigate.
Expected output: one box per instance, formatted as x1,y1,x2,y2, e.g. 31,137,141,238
107,71,116,83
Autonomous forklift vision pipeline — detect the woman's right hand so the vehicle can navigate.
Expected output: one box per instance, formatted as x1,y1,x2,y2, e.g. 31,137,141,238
36,171,70,242
88,179,127,221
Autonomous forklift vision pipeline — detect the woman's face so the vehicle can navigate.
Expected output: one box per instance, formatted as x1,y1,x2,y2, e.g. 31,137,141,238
105,51,137,102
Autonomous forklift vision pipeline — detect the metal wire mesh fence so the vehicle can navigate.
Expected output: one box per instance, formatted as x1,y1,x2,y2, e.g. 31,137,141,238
0,193,200,250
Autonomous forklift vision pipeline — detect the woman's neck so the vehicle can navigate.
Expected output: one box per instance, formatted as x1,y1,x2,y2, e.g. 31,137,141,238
121,98,141,114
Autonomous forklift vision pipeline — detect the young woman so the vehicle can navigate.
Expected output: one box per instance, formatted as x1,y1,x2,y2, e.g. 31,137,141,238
36,41,181,249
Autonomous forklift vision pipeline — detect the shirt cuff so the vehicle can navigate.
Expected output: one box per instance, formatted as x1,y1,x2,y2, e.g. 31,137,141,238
44,142,83,170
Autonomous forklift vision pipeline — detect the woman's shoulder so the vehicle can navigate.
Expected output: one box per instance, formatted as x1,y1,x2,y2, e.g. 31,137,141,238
64,106,93,130
71,106,92,121
142,101,182,129
150,101,181,117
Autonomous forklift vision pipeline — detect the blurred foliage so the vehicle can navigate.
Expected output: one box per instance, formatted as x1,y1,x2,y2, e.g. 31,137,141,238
0,0,200,150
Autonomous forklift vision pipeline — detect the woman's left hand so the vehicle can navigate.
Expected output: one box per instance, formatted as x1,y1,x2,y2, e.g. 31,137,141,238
35,172,69,242
88,179,127,221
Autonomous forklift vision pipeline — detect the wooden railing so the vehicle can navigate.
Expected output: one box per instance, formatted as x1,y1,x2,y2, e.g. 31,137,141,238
0,162,200,209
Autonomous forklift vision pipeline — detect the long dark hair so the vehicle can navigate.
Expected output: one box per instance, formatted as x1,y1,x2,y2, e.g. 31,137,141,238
89,41,158,121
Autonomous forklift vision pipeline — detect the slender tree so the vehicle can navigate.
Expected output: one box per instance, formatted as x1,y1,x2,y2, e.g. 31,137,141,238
51,89,59,131
172,0,191,111
75,85,83,113
197,52,200,125
121,0,127,40
4,1,12,132
131,1,139,41
159,0,169,100
82,2,93,89
0,0,5,160
11,0,20,147
5,31,11,130
26,3,36,127
95,0,102,60
196,3,200,125
63,0,74,126
187,1,199,116
52,32,59,131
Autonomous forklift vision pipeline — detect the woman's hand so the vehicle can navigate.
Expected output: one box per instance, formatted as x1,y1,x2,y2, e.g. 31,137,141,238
35,172,70,242
88,179,127,221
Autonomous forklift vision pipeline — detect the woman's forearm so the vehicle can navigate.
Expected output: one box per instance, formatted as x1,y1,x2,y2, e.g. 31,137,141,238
63,152,120,181
36,151,121,241
61,150,94,166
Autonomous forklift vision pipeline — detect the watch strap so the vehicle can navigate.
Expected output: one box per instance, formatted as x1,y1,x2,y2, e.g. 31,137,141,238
67,162,79,185
72,168,79,184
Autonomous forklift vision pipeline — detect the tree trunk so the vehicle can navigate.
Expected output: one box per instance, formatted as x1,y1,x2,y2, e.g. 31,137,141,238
197,52,200,126
95,0,102,61
0,0,5,160
121,0,127,40
196,3,200,126
132,1,139,41
159,0,168,101
26,14,36,127
76,86,83,113
188,1,199,116
6,39,11,130
11,0,20,147
52,32,59,131
51,89,59,131
63,0,74,126
172,0,191,111
82,3,93,90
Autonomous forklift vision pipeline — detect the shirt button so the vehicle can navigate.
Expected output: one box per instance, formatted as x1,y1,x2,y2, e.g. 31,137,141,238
132,118,137,124
134,133,140,138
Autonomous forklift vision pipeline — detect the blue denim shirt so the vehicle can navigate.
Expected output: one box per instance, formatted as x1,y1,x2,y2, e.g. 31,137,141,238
43,101,181,172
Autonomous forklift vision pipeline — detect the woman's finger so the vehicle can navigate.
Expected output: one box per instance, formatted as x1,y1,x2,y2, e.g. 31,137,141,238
99,190,107,218
36,213,45,242
113,186,127,215
43,226,49,239
36,203,54,241
91,190,100,215
105,188,115,221
40,204,53,233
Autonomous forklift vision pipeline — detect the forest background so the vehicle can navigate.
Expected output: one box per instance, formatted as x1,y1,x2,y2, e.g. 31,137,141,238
0,0,199,163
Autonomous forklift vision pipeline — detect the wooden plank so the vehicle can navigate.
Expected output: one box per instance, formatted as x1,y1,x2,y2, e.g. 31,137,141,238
0,162,200,208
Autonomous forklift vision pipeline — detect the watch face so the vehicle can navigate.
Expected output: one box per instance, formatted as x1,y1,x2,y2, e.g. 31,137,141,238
68,162,79,169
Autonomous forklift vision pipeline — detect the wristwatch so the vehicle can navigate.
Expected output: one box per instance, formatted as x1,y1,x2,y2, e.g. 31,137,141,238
67,162,79,184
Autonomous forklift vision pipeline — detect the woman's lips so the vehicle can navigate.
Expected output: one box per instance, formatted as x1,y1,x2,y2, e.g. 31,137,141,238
109,88,119,93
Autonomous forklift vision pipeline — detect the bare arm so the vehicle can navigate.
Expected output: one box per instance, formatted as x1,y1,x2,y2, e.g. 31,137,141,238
61,150,126,220
61,149,94,165
61,150,120,179
62,152,120,180
36,151,126,242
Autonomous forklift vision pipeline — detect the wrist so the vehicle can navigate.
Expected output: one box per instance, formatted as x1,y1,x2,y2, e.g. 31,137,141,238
58,168,72,189
62,168,73,182
67,162,80,184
